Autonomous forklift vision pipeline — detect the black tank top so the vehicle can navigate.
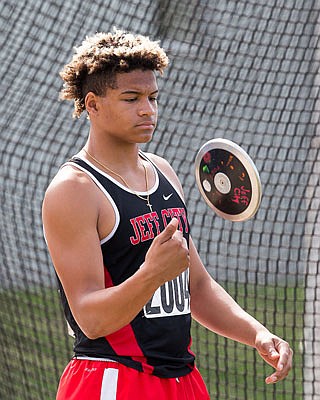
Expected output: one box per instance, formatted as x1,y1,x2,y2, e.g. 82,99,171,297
58,152,195,378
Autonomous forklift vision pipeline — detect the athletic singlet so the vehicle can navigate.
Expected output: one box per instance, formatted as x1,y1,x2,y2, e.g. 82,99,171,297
57,152,195,378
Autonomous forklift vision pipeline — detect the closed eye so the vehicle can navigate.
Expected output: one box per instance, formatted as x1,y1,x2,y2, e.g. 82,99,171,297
123,98,138,102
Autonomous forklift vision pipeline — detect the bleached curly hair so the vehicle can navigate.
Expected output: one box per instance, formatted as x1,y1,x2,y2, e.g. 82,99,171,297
59,28,169,118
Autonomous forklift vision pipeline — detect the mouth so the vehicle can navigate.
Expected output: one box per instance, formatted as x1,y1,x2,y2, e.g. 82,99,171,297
135,121,156,130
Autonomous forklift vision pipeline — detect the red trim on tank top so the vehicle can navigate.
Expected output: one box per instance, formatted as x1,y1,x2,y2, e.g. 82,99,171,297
103,266,154,374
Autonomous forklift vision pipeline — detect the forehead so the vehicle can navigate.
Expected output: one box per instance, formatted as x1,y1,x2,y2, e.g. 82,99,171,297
114,69,158,92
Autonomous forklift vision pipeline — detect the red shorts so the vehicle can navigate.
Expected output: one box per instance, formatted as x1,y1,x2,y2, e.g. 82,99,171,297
56,357,210,400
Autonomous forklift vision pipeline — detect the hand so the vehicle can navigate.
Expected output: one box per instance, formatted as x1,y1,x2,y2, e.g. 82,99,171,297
255,330,293,384
144,218,190,285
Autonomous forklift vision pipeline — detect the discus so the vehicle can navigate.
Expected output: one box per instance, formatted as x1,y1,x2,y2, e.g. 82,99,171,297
195,138,262,221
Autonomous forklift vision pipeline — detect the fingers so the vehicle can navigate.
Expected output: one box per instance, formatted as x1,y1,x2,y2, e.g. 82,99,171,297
265,357,291,384
275,340,292,371
262,338,293,384
157,217,179,244
156,218,188,253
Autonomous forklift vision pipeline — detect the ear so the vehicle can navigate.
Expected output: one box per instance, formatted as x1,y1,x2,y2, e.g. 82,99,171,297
85,92,99,115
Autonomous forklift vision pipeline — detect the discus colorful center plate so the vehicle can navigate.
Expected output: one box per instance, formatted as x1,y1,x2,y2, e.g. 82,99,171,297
195,138,262,221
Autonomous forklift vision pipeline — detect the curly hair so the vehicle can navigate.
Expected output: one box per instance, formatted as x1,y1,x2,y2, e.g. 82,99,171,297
59,29,169,118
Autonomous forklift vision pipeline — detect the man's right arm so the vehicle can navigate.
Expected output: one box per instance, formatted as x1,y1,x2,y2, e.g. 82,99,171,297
42,168,189,339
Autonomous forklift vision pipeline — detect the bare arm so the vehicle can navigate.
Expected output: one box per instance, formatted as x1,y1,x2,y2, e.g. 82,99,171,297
189,237,264,344
189,237,293,383
42,166,189,339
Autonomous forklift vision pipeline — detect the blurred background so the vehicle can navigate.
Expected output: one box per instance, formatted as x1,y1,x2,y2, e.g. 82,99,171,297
0,0,319,398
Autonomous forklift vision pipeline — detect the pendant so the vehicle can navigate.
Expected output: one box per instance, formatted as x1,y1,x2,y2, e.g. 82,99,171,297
146,201,153,212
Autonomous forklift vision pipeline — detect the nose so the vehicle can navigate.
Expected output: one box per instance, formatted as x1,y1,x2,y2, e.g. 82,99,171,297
138,98,157,117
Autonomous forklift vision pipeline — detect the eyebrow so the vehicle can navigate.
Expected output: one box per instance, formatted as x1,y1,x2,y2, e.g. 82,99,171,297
120,89,159,95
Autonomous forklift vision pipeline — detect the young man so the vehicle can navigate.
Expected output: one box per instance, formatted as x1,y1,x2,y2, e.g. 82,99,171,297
42,29,292,400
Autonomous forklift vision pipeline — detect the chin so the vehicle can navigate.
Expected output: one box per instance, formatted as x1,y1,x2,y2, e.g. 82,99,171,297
137,132,154,144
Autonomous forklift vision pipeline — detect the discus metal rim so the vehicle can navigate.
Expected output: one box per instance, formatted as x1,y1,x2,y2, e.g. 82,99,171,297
195,138,262,221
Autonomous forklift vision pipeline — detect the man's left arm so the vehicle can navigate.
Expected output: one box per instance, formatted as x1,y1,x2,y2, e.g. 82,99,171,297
189,237,293,384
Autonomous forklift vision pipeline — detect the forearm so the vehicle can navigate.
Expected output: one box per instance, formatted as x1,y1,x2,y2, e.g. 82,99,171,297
73,265,160,339
191,278,269,348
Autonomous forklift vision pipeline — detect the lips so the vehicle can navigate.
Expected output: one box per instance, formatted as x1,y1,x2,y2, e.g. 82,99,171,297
136,121,155,130
136,121,155,127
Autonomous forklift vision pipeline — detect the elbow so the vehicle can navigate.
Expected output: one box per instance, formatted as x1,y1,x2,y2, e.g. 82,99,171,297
77,316,118,339
83,327,103,340
73,298,113,339
72,306,103,339
72,293,129,339
76,320,101,340
79,319,110,339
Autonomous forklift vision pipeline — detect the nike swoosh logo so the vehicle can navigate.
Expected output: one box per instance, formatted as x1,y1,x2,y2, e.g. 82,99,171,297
163,193,173,201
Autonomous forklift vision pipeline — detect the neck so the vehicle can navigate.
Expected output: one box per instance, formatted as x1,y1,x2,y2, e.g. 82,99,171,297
81,146,152,191
83,138,141,173
82,147,153,213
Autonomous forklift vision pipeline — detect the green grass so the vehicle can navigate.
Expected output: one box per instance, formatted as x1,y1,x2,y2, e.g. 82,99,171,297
0,283,304,399
0,287,73,400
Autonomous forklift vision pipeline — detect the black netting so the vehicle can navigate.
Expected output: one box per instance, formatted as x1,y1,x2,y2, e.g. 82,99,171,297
1,0,319,398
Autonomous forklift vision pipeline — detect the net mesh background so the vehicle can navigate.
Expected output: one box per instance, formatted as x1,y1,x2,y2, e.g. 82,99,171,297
1,0,319,398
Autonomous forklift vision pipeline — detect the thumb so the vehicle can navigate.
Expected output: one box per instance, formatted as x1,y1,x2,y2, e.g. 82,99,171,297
158,218,179,244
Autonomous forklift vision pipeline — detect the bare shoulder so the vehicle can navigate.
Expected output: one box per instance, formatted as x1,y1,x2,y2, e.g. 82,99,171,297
146,152,181,185
146,153,171,170
43,164,97,209
42,164,100,235
146,152,184,197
